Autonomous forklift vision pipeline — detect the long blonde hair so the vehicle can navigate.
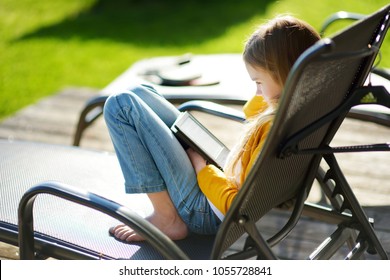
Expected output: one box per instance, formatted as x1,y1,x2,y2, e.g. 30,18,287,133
224,15,320,183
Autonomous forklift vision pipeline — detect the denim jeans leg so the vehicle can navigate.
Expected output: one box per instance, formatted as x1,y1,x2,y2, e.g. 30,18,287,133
103,85,221,234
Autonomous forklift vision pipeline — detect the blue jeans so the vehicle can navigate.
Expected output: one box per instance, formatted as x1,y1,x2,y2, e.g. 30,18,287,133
103,84,221,235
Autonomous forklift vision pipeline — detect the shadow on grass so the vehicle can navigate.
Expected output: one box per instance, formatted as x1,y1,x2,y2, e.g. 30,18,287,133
16,0,275,46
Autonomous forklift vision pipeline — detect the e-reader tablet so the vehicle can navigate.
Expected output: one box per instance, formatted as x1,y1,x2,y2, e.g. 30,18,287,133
171,112,230,169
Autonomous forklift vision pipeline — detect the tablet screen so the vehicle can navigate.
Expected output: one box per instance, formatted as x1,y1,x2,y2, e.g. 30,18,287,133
179,116,225,160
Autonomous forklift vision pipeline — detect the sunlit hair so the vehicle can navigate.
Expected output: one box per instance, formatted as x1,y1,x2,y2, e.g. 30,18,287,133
224,15,320,184
243,15,321,86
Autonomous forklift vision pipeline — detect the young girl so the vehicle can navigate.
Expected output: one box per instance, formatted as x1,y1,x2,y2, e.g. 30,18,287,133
103,15,320,242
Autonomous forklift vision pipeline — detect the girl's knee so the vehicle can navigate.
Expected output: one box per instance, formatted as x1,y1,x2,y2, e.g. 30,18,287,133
103,92,134,123
129,83,159,99
104,87,150,120
103,93,122,119
108,84,155,104
104,90,139,111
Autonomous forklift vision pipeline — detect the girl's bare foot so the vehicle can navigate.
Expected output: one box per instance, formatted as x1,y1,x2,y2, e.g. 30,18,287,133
109,211,188,242
109,191,188,242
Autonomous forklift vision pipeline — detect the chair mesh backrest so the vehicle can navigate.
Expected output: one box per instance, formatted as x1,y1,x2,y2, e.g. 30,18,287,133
213,5,390,258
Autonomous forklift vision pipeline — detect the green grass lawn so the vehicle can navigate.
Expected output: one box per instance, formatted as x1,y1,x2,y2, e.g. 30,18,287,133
1,0,389,120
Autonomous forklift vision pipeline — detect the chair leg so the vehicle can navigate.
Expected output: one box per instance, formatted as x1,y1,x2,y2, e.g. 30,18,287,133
309,226,356,260
323,154,388,259
237,216,278,260
345,239,369,260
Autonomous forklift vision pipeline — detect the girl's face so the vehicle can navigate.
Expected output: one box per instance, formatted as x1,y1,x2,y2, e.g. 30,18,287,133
245,62,282,104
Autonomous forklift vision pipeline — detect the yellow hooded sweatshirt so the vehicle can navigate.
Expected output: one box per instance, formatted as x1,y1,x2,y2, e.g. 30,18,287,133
197,95,271,215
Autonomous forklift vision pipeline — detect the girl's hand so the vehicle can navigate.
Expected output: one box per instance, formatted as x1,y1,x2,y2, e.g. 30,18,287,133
186,148,207,174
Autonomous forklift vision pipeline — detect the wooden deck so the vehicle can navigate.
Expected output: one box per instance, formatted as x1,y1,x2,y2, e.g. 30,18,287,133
0,87,389,259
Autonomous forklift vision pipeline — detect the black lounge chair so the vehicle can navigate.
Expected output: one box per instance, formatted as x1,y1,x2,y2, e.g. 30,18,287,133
1,4,389,260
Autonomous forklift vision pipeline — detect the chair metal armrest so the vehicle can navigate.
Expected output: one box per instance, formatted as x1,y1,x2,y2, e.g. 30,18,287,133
18,181,189,260
73,95,108,146
177,100,246,123
372,67,390,81
320,11,365,36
